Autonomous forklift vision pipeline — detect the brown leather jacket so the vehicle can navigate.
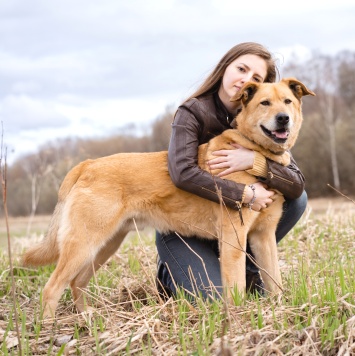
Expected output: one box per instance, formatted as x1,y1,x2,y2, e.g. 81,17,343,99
168,93,306,210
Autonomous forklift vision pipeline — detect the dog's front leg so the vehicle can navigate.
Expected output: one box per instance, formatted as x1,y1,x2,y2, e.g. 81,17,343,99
248,230,283,294
219,224,247,300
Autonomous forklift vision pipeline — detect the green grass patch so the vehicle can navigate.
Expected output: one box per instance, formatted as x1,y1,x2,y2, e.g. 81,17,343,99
1,207,355,354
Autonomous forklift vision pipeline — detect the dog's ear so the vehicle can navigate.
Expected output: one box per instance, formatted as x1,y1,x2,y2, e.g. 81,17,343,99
283,77,316,100
230,82,259,105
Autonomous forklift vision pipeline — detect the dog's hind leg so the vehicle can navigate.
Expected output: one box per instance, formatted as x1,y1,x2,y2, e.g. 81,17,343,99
41,240,95,318
70,230,128,313
41,223,121,318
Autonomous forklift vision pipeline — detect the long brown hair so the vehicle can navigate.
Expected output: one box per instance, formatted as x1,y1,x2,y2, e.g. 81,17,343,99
185,42,278,102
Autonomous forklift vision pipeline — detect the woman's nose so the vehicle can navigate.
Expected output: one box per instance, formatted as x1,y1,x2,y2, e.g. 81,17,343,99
241,72,253,83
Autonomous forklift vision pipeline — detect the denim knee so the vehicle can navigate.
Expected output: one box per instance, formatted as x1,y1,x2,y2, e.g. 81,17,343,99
276,190,308,243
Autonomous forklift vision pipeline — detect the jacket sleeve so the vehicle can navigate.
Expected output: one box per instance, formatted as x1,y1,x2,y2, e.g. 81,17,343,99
257,155,306,199
168,105,245,210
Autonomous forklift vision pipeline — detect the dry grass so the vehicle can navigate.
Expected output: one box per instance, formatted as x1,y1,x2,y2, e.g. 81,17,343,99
1,199,355,355
0,215,51,249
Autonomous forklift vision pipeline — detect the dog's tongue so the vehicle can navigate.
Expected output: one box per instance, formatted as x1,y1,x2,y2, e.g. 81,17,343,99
272,129,289,139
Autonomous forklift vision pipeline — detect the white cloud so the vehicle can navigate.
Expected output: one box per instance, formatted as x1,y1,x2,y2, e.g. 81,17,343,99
0,95,70,132
1,0,355,164
1,93,178,163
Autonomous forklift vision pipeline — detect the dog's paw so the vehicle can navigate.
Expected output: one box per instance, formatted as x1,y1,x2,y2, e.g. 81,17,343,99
41,306,56,321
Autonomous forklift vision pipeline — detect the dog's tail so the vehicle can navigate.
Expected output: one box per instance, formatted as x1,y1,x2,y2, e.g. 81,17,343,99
22,202,62,266
22,160,91,267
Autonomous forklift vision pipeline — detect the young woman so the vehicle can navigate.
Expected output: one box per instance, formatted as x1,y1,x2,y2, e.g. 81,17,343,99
156,42,307,300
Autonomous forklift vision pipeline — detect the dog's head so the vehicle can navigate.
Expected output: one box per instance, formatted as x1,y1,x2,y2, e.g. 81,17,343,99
230,78,315,154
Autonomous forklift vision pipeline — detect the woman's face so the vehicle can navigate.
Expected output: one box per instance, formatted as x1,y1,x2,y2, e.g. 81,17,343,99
218,54,268,112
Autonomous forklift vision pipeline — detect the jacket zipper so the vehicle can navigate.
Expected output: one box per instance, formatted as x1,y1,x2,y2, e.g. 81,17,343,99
267,171,294,185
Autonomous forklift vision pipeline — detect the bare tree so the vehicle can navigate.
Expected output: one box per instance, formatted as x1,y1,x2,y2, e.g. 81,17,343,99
284,52,342,190
22,152,51,234
337,51,355,112
150,105,175,151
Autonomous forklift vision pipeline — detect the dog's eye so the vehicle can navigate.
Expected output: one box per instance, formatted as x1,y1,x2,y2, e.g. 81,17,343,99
285,99,292,104
260,101,270,106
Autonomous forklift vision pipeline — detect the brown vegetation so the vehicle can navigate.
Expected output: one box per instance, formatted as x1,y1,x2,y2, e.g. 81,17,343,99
1,202,355,354
1,50,355,217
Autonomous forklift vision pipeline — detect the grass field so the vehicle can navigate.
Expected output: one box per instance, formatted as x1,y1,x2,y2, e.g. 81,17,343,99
0,198,355,355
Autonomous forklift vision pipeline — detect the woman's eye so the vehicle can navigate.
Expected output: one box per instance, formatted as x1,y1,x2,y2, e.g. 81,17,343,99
285,99,292,104
261,100,270,106
253,77,261,83
237,66,246,72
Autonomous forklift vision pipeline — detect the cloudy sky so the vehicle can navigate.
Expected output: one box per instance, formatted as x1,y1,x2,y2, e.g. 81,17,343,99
1,0,355,164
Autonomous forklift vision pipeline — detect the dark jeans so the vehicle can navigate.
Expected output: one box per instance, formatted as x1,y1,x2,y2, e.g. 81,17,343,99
156,190,308,299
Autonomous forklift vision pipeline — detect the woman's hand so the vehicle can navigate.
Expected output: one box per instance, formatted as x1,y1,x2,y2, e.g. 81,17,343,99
207,144,274,211
244,182,275,211
207,143,255,177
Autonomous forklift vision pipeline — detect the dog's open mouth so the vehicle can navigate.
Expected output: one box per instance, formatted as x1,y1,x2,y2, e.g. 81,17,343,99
261,125,289,143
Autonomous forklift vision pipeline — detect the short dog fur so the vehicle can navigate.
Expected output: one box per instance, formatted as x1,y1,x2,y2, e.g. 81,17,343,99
22,78,315,317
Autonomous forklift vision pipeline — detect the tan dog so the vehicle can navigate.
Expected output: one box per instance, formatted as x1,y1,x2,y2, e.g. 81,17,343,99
22,78,315,317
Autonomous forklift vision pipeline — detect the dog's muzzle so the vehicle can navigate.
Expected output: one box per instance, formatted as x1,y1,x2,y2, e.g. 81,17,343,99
261,113,291,144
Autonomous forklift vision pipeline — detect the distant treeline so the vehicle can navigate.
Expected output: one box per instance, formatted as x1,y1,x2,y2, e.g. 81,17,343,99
1,50,355,217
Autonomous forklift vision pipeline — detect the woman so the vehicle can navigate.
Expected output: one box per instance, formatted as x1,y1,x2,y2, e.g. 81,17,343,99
156,42,307,300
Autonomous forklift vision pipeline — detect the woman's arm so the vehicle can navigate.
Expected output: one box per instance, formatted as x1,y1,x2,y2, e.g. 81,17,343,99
205,143,305,200
243,150,305,199
257,156,305,199
168,105,246,210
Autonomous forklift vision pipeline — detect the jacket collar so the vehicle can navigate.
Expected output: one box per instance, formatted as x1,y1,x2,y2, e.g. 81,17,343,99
213,92,234,128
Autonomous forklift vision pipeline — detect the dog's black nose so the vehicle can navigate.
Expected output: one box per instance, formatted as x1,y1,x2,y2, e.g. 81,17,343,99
276,113,289,126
